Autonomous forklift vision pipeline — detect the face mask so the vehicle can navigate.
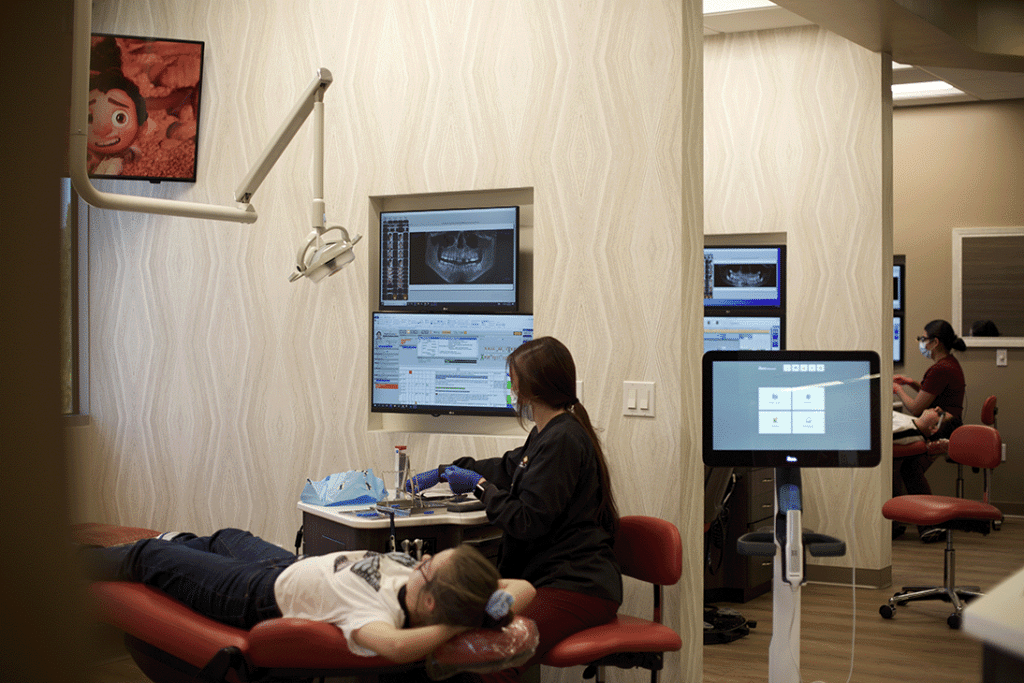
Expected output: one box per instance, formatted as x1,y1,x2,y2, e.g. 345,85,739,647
511,389,534,422
919,340,932,359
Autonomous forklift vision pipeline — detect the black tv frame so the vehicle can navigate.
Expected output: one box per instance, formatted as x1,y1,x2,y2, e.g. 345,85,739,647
702,350,881,469
703,244,786,310
379,205,519,312
370,310,533,417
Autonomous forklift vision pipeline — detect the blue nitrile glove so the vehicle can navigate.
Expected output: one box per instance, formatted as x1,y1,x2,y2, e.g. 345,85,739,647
443,466,482,494
405,468,441,493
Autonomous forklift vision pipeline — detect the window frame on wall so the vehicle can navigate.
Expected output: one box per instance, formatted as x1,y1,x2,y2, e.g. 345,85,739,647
61,178,89,422
952,226,1024,348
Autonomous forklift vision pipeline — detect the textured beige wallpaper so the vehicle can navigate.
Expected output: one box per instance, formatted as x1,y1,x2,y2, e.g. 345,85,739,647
71,1,703,680
704,25,893,575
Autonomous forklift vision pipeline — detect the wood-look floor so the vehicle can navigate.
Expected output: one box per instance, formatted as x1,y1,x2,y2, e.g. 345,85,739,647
85,518,1024,683
704,516,1024,683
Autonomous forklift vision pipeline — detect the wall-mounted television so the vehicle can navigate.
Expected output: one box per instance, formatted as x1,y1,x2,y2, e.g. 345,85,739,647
89,33,205,182
703,245,785,309
371,311,533,416
380,206,519,311
704,314,784,353
893,255,905,313
702,350,881,468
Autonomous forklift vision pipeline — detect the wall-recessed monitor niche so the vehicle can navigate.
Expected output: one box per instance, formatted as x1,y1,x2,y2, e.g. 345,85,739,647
702,350,881,468
704,245,785,309
380,206,518,311
372,311,533,416
704,315,784,353
893,255,905,312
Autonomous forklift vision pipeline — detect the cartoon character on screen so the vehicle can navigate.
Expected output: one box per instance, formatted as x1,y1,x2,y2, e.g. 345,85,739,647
87,69,150,176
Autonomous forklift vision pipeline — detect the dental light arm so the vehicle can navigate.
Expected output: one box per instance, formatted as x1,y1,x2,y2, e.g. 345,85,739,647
69,0,360,282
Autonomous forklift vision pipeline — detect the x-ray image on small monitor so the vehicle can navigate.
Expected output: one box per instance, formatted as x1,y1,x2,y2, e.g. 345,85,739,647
380,206,518,311
704,245,785,309
702,350,881,468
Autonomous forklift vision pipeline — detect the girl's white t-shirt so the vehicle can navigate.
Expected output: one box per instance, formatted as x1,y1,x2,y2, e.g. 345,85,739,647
274,550,416,656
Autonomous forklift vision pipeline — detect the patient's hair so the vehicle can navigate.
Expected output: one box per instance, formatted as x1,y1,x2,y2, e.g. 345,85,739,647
424,544,508,629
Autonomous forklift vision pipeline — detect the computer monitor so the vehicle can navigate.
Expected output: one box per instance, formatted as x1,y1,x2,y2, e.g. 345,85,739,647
704,315,784,352
379,206,519,311
703,245,785,309
371,311,533,416
702,350,881,468
893,315,904,365
893,255,905,313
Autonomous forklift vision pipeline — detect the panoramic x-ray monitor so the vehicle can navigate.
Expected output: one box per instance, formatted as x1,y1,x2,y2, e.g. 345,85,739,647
703,245,785,309
371,311,533,416
704,314,784,352
703,350,881,468
379,206,518,311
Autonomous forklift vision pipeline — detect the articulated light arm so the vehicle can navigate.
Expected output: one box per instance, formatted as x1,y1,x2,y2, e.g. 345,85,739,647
69,0,360,282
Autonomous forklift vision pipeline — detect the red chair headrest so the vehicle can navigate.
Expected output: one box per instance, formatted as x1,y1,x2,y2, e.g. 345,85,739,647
948,425,1001,470
981,395,997,426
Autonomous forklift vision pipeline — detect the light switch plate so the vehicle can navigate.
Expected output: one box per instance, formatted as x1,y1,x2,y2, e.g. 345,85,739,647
623,381,656,417
996,349,1008,366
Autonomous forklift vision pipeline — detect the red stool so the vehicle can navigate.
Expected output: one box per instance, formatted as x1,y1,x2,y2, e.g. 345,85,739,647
880,425,1003,628
542,515,683,683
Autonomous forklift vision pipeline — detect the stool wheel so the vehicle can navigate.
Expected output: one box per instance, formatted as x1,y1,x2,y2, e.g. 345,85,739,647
946,613,961,629
879,605,895,619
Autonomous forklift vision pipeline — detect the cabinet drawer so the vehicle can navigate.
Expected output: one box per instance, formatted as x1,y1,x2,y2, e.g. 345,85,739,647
746,469,775,522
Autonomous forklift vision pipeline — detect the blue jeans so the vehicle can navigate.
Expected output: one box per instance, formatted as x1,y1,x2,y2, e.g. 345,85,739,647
91,528,298,628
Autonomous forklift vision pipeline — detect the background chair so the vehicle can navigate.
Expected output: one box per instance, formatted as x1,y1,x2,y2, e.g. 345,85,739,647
542,515,683,683
880,425,1003,629
949,395,998,498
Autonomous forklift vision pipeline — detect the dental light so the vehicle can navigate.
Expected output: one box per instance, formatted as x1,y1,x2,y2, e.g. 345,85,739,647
69,0,360,283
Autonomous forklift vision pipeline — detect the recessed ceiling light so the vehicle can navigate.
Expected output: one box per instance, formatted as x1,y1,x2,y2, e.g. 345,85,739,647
704,0,777,14
891,80,966,99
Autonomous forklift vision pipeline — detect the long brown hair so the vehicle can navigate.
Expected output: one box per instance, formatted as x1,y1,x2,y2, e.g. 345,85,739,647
425,544,508,628
507,337,619,536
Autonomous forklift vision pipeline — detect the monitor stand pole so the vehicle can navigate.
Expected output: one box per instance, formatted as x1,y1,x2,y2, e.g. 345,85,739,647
736,467,847,683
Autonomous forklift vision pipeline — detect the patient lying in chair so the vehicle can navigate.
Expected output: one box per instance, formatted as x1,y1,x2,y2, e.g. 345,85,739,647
82,528,534,664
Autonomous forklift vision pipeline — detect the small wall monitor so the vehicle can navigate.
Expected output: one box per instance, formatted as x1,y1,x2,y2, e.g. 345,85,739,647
372,311,533,416
704,245,785,309
380,206,518,311
702,350,881,468
893,315,904,365
704,315,784,352
893,255,905,312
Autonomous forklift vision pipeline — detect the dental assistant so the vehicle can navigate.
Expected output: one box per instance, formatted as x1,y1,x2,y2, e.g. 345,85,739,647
407,337,622,682
893,319,967,440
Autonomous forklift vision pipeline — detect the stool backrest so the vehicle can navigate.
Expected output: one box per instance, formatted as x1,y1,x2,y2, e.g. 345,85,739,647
948,425,1002,470
613,515,682,586
980,395,998,427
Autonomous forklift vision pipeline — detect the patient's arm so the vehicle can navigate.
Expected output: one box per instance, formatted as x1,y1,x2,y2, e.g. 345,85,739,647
352,621,468,663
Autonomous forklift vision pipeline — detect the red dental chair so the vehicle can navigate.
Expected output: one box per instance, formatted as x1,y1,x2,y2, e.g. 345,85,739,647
77,524,538,682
